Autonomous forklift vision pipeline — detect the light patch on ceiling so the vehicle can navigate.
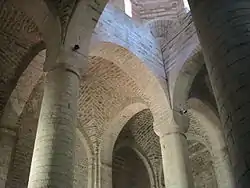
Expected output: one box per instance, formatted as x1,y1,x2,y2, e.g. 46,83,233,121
124,0,132,17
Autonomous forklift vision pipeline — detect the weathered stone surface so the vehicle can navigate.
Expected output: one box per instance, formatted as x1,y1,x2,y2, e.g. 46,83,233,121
46,0,77,37
0,1,42,119
189,0,250,187
0,0,237,188
132,0,185,21
92,3,165,79
188,140,217,188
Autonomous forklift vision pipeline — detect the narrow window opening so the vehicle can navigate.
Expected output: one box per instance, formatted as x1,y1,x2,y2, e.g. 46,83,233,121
183,0,190,11
124,0,132,17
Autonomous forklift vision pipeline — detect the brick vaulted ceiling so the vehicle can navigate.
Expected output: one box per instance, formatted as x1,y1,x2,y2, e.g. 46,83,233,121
0,1,42,119
131,0,185,21
0,0,77,119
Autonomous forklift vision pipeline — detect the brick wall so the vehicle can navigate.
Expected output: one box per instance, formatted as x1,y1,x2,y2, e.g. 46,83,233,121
91,3,165,79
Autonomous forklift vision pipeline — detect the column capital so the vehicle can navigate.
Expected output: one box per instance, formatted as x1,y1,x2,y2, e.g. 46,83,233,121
47,62,81,80
159,130,187,140
159,122,194,188
45,45,88,77
153,117,187,138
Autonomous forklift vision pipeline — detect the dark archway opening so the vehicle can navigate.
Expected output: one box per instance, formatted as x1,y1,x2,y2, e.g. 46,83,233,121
112,146,151,188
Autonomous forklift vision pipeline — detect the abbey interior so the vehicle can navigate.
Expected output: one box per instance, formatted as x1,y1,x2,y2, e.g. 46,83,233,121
0,0,250,187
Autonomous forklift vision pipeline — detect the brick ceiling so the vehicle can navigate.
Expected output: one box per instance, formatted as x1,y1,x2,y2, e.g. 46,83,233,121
131,0,185,20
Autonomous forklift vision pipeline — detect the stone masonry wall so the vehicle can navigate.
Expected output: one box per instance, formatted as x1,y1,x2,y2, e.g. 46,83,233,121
91,3,165,79
161,12,200,101
188,1,250,186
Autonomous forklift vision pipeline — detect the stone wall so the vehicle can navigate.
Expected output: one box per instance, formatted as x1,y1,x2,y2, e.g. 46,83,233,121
91,3,165,79
161,12,200,102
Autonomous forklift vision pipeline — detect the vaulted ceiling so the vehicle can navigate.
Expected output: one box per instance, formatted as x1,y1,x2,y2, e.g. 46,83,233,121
131,0,185,20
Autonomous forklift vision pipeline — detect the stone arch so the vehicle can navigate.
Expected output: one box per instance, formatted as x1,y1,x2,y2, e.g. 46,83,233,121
77,54,148,145
115,140,157,188
99,103,149,188
62,0,109,70
186,139,218,188
0,41,45,120
5,78,44,188
76,120,95,188
172,50,203,129
100,103,148,166
115,109,162,181
110,107,158,188
75,128,94,188
90,42,172,130
112,147,150,188
0,0,56,119
145,19,176,40
186,97,235,188
8,0,61,69
1,49,46,129
132,147,156,188
187,98,225,151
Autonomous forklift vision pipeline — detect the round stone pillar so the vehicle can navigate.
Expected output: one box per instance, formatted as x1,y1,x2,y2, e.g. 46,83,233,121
156,126,193,188
27,64,79,188
188,0,250,187
213,148,234,188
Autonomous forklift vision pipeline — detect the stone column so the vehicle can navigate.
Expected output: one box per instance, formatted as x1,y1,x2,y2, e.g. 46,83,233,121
188,0,250,187
100,162,112,188
157,129,193,188
27,63,79,188
213,148,234,188
0,128,16,187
